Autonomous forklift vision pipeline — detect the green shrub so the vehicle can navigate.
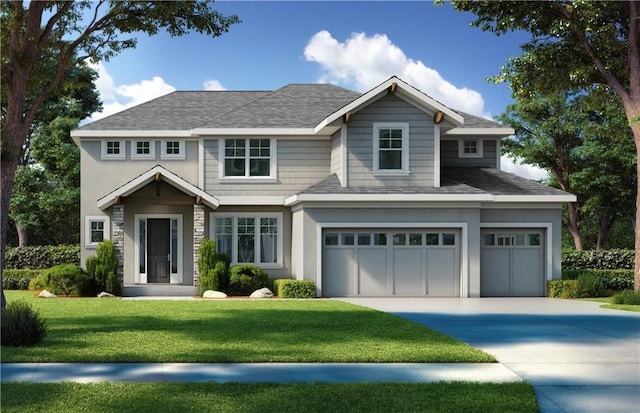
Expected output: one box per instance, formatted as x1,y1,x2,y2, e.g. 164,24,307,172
4,245,80,269
574,273,608,298
28,275,46,292
2,269,43,290
562,249,634,270
547,280,578,298
273,279,316,298
198,240,230,296
40,264,95,296
86,240,121,295
227,264,269,296
1,300,47,346
562,269,634,291
613,290,640,305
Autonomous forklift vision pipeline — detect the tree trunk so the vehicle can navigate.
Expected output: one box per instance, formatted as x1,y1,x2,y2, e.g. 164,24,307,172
634,122,640,292
567,202,584,250
596,215,613,250
16,223,28,247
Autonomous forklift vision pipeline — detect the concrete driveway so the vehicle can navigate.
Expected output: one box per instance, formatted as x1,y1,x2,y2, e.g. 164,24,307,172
337,297,640,413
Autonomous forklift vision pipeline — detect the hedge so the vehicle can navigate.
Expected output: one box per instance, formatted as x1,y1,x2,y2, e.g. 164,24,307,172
273,279,316,298
2,269,44,290
562,249,634,270
562,269,634,291
5,245,80,269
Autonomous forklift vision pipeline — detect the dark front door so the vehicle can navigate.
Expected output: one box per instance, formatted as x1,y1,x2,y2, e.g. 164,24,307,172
148,219,170,283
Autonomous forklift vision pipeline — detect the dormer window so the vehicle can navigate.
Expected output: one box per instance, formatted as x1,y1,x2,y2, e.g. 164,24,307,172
132,140,156,159
373,123,409,175
459,139,483,158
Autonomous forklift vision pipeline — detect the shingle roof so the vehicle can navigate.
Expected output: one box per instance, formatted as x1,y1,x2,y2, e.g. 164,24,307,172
452,110,506,128
297,168,569,198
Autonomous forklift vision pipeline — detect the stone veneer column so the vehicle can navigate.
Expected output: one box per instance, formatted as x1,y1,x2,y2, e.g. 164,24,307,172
111,204,125,283
193,204,206,286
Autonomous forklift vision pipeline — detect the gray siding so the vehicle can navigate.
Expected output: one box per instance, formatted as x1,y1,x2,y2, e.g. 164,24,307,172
203,138,331,196
330,131,342,181
347,95,434,187
441,139,498,168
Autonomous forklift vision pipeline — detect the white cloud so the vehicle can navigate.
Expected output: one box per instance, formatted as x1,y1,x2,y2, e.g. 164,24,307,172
87,61,176,121
304,30,486,117
501,156,549,181
203,79,226,91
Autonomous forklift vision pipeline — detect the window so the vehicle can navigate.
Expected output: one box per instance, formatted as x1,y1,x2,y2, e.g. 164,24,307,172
458,139,483,158
373,123,409,174
210,213,283,266
85,216,110,247
101,140,125,160
161,141,186,160
221,139,275,178
131,140,155,159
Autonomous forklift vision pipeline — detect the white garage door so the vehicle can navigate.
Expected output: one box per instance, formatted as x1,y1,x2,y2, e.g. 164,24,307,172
480,229,545,297
323,230,460,297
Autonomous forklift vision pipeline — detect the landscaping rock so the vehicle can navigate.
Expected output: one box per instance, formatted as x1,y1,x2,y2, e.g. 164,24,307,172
38,290,56,298
250,287,274,298
203,290,227,299
97,292,116,298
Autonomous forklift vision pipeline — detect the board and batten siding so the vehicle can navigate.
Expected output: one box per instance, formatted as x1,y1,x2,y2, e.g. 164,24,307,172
441,139,498,168
347,94,435,187
203,138,332,196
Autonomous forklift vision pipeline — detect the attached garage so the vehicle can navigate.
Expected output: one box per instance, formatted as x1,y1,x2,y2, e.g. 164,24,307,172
323,229,460,297
480,229,545,296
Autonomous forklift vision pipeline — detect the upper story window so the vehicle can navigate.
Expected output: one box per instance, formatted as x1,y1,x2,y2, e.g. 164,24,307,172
132,140,156,159
373,123,409,175
459,139,483,158
161,141,186,160
220,138,276,180
101,140,125,160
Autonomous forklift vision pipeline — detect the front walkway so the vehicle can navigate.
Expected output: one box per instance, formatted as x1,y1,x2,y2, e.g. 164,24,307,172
338,297,640,413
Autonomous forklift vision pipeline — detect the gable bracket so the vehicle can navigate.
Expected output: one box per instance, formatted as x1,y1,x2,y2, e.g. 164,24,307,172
434,111,445,124
388,82,398,94
343,112,352,123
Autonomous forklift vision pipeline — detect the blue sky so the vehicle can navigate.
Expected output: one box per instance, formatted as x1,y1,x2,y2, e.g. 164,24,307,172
90,1,546,179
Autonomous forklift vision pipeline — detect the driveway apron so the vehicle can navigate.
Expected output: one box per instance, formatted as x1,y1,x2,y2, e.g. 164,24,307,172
337,297,640,413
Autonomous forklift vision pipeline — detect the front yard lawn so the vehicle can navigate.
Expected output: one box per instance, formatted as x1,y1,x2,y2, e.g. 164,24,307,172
1,382,538,413
1,291,494,363
582,297,640,312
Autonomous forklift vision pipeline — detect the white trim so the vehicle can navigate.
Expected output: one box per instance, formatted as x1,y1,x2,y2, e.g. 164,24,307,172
216,196,286,205
209,212,284,266
97,165,219,209
445,127,515,136
219,138,277,180
100,140,126,160
160,140,186,160
194,128,315,136
434,124,441,188
373,122,410,174
480,222,553,282
73,130,192,138
459,139,483,159
198,137,205,188
493,195,577,203
134,214,184,284
131,139,156,160
285,193,494,206
84,215,111,248
316,76,464,132
218,177,278,184
340,124,348,188
315,221,469,298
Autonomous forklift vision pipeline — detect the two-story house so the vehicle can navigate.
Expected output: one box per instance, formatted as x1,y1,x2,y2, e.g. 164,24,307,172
71,76,575,298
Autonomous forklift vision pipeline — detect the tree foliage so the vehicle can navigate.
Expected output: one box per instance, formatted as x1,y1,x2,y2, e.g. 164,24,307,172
451,0,640,290
1,1,240,310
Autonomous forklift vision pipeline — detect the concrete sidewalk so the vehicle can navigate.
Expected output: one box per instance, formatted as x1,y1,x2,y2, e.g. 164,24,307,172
0,362,522,384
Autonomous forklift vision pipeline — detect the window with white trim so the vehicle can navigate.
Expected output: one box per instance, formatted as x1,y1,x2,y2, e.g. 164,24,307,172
131,140,156,159
101,140,125,160
458,139,483,158
161,140,185,159
373,123,409,174
222,139,274,178
210,213,282,265
85,216,110,247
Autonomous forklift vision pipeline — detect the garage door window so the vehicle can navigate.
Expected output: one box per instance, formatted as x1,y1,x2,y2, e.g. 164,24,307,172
326,231,456,247
484,233,541,247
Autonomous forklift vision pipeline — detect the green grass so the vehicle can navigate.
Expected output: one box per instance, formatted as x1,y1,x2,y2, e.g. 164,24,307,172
0,382,538,413
1,291,493,363
582,297,640,312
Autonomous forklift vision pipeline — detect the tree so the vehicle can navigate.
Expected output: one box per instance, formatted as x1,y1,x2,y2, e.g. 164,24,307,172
9,62,101,246
451,0,640,290
1,1,240,310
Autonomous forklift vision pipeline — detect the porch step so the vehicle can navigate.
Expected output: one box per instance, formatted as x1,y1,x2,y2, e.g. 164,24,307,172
123,285,198,297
